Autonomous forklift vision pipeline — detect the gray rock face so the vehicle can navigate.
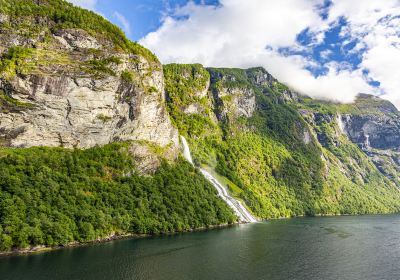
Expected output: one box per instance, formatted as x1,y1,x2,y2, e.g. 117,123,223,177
182,80,211,115
0,58,178,150
208,70,256,121
0,14,9,24
214,86,256,120
54,29,102,51
308,112,341,148
342,115,400,151
336,94,400,151
0,27,179,171
246,67,276,87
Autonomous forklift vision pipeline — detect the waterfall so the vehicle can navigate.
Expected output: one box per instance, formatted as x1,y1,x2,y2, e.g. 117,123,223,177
337,113,346,134
180,136,257,223
180,136,194,165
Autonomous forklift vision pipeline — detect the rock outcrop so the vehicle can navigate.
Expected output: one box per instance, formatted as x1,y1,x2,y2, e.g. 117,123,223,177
0,5,179,171
0,53,178,149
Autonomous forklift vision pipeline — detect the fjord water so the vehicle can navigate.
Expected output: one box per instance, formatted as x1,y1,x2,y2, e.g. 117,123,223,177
2,215,400,280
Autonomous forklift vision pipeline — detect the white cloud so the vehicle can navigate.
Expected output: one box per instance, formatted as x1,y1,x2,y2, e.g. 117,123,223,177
320,49,333,60
113,12,131,36
140,0,400,108
328,0,400,107
67,0,97,10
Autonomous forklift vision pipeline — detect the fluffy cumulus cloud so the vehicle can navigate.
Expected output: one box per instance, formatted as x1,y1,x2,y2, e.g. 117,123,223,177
140,0,400,107
328,0,400,107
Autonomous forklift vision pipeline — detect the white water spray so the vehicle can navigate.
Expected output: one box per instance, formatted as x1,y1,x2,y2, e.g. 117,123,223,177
337,113,345,134
180,136,257,223
180,136,194,165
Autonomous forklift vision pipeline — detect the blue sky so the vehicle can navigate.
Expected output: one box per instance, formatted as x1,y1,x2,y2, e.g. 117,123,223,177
81,0,219,40
70,0,400,108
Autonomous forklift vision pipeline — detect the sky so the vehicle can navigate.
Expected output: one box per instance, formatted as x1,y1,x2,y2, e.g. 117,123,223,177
68,0,400,108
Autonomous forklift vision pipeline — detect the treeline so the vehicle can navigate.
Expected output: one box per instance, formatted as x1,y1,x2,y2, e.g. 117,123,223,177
0,143,235,252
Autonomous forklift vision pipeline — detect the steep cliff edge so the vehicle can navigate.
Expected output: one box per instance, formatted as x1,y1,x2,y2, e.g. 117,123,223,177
0,0,179,173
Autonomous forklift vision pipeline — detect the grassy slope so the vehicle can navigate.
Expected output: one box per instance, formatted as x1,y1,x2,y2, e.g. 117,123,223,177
164,64,400,219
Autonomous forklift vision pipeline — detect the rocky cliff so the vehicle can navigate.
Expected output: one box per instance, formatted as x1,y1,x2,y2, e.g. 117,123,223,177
0,0,179,172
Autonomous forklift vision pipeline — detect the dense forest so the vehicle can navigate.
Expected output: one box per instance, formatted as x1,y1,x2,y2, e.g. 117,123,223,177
0,144,235,252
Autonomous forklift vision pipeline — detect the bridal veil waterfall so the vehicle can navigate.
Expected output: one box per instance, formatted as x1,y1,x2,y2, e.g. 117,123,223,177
180,136,257,223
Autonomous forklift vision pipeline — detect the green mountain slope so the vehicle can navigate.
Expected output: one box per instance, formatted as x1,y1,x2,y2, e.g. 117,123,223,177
164,64,400,218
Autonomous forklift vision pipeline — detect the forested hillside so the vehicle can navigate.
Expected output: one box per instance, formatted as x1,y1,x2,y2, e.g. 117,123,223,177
164,64,400,218
0,144,235,252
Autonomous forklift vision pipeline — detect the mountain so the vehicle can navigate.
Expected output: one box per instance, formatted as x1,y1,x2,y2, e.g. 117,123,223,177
0,0,235,253
164,65,400,217
1,0,400,253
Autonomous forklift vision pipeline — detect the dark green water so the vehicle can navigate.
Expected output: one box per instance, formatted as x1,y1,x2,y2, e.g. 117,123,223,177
2,215,400,280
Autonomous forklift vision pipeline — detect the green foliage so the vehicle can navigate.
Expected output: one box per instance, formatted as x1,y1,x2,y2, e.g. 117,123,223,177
0,0,158,63
271,81,289,92
146,86,158,94
166,65,400,219
96,114,112,123
208,67,252,90
0,89,33,112
0,47,34,78
0,143,235,252
297,93,399,117
164,64,218,138
121,70,134,83
83,57,121,77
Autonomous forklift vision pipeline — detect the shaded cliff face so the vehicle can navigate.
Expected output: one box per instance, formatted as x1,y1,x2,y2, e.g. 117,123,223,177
339,95,400,151
0,0,179,171
298,93,400,187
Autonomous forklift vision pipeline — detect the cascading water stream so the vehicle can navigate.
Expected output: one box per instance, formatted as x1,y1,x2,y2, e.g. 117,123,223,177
180,136,257,223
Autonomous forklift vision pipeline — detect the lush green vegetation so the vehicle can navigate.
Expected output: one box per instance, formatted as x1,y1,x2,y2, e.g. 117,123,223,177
0,89,34,113
164,65,400,219
0,0,158,63
164,64,219,138
0,143,235,252
96,114,112,123
83,57,121,77
297,93,398,117
121,70,134,83
0,47,34,79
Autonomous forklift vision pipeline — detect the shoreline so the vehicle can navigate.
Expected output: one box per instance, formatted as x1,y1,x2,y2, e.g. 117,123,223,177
2,213,398,257
0,222,239,257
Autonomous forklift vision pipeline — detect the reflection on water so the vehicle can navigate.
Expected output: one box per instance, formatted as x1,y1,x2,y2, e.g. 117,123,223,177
1,215,400,280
